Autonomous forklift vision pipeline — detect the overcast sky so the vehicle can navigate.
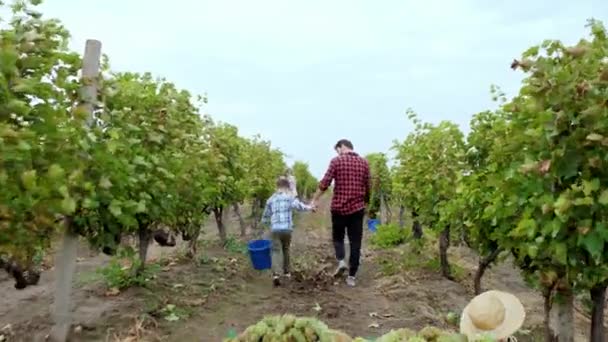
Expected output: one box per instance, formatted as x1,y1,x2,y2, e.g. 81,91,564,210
40,0,606,177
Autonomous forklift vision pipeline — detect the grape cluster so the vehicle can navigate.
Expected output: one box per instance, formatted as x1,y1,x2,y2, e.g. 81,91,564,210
225,315,351,342
363,327,467,342
228,316,480,342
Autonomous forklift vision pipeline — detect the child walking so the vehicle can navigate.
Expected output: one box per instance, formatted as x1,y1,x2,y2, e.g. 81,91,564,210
261,177,315,286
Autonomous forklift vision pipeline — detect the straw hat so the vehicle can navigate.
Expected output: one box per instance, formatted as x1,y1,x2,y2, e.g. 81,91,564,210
460,290,525,340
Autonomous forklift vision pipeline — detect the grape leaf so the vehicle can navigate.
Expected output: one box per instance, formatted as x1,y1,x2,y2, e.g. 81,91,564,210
598,190,608,206
61,197,76,214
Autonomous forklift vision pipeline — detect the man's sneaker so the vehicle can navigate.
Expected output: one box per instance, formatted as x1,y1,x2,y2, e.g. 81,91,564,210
333,260,348,278
272,275,281,287
346,276,356,287
284,273,292,279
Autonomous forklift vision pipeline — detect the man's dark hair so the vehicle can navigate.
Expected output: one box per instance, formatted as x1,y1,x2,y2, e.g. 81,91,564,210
276,177,291,189
334,139,353,150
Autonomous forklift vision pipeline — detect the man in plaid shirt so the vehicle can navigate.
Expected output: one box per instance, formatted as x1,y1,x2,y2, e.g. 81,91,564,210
312,139,370,287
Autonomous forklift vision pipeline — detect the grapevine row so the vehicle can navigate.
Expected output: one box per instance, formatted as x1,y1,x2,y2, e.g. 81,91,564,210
388,20,608,342
0,1,316,340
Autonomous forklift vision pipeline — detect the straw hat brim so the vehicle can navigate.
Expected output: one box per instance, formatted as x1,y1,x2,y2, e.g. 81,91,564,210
460,290,525,340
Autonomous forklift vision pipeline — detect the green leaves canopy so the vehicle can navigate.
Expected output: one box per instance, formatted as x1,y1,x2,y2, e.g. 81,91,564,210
292,161,317,199
490,20,608,289
365,152,392,218
0,1,82,263
393,111,466,230
242,136,286,204
0,0,290,265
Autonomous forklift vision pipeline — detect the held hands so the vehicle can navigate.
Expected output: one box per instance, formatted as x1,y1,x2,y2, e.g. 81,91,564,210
309,200,318,212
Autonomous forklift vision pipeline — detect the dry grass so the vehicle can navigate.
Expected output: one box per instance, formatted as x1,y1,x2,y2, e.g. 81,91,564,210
107,315,160,342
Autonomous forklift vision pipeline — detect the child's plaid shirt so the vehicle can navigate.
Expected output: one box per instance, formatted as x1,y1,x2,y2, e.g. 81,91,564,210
261,191,312,231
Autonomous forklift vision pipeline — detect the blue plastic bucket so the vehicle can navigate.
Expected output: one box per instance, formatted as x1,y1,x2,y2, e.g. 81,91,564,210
367,218,380,233
247,239,272,270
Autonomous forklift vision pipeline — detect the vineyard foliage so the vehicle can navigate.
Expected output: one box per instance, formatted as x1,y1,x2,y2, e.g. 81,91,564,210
0,0,83,265
0,0,287,271
390,20,608,340
75,72,210,254
393,21,608,277
206,122,249,209
392,113,466,278
244,136,286,206
496,20,608,294
365,152,392,219
455,107,511,260
292,160,317,200
393,111,465,230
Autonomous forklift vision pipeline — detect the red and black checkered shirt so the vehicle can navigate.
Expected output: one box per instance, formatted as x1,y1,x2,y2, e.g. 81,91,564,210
319,152,370,215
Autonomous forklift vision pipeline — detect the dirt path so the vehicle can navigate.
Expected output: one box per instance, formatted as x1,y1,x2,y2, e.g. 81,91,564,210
0,235,186,341
0,201,601,341
164,215,470,341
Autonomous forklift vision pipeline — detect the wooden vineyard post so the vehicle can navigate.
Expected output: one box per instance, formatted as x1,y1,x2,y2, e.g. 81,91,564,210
49,39,102,342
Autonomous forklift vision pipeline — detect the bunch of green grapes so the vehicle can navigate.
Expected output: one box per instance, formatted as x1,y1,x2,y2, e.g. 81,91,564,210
226,315,352,342
370,326,468,342
372,328,416,342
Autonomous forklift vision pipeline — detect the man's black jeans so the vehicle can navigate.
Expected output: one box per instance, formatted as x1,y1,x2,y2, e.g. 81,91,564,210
331,209,364,277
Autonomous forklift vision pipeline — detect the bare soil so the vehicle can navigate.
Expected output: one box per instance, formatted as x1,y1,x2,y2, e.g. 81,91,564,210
0,202,602,342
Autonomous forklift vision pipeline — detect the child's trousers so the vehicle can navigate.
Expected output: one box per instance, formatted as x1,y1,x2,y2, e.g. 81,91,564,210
271,230,292,275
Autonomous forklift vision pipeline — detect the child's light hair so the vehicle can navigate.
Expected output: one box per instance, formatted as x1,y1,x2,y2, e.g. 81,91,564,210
276,177,290,189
